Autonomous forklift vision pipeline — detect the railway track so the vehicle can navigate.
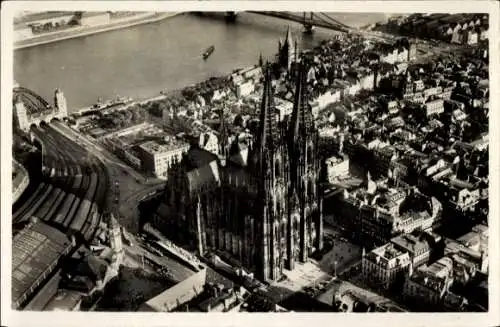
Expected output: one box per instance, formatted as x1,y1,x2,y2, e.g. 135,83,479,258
13,123,109,243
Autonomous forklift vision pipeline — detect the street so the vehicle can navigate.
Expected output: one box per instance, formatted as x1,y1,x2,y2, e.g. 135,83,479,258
123,234,196,282
51,121,166,232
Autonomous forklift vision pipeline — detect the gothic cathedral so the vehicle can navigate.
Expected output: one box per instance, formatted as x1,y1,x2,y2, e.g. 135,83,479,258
155,62,323,282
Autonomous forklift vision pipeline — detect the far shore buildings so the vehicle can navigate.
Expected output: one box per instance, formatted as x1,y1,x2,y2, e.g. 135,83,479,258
153,64,323,282
385,13,489,46
13,11,120,42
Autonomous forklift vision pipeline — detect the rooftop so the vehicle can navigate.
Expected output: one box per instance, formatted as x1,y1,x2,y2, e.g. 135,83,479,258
140,267,206,312
139,138,189,155
365,243,409,268
457,232,481,248
371,243,406,260
391,233,430,255
326,154,348,165
409,260,451,293
183,146,219,170
12,220,73,308
425,257,454,278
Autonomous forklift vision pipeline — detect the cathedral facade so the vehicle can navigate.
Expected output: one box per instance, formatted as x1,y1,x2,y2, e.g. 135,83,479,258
154,63,323,282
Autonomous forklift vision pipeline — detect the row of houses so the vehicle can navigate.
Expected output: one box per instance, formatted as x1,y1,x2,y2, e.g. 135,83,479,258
387,13,489,45
361,223,488,311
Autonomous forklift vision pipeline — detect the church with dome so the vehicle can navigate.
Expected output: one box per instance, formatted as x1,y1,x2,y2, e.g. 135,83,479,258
152,62,324,282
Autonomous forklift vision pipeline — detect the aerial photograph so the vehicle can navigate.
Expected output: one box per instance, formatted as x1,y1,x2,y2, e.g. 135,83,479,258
10,9,490,313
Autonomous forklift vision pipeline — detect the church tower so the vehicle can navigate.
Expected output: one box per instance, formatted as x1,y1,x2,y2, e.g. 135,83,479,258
54,88,68,118
278,26,296,71
251,65,288,281
108,212,123,254
218,107,229,166
14,97,29,131
288,62,323,263
107,212,123,271
402,71,413,97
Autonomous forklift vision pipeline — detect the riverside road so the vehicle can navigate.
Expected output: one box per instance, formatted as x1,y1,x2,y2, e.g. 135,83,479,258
14,12,388,112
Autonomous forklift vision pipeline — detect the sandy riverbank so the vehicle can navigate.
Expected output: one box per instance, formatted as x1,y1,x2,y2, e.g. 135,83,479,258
15,12,184,50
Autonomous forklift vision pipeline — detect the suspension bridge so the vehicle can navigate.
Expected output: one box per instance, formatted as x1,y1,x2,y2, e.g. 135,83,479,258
226,11,353,33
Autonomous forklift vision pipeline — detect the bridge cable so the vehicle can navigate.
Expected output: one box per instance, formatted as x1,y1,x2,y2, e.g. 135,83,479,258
308,12,346,30
314,12,350,29
317,12,350,29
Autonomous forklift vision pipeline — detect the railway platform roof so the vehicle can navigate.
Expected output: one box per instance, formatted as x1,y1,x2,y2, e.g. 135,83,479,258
12,219,73,309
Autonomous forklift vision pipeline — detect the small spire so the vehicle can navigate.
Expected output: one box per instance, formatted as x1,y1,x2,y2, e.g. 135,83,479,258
258,52,264,67
219,107,228,158
252,63,278,179
294,39,298,61
285,25,293,45
289,61,312,142
256,64,276,152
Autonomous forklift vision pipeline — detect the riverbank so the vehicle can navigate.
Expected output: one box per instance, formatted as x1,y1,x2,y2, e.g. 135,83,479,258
15,12,184,50
15,12,392,111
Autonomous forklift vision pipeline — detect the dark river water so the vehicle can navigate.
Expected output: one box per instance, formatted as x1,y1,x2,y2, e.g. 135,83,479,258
14,12,388,112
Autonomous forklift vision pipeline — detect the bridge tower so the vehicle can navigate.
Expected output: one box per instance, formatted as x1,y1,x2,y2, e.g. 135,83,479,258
54,88,68,118
303,12,315,34
225,11,238,22
14,97,29,132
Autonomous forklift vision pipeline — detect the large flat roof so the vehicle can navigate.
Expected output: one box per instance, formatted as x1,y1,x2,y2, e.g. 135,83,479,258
139,139,189,155
12,220,72,308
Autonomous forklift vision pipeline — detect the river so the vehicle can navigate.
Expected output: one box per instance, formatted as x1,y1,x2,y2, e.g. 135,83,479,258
14,12,388,113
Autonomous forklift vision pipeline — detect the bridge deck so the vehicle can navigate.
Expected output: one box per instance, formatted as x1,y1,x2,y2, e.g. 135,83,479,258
247,11,351,33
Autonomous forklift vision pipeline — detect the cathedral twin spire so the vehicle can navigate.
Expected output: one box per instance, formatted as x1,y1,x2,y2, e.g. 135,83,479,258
255,61,312,158
278,26,298,71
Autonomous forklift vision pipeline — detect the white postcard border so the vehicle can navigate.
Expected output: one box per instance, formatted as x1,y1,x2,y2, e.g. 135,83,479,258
1,1,499,327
